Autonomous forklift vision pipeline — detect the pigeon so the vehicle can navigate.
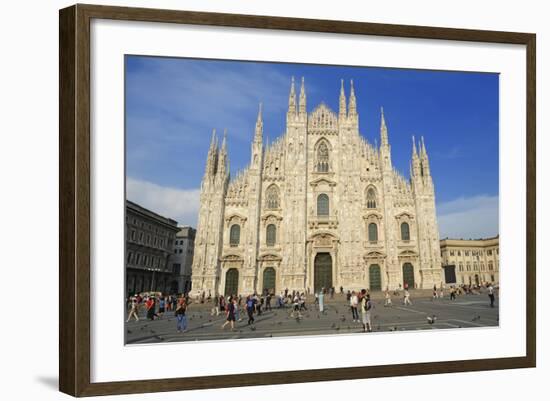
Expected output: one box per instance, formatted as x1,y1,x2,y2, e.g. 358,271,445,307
277,321,283,325
250,326,256,331
127,330,132,334
330,323,336,329
472,315,481,322
335,326,340,331
150,329,156,334
427,315,437,324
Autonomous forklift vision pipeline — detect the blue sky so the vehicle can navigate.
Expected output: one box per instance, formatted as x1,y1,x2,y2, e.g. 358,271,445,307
126,56,499,239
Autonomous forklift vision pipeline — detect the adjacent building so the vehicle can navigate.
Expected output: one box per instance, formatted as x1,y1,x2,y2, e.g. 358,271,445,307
191,77,443,297
440,236,499,286
170,226,197,294
125,200,179,295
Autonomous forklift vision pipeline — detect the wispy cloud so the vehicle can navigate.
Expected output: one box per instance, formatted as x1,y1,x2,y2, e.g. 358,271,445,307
126,177,200,226
126,58,295,145
437,195,499,239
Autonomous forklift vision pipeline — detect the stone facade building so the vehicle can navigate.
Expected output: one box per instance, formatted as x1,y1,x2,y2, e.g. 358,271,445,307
440,236,499,286
126,200,179,295
170,226,196,294
191,78,442,296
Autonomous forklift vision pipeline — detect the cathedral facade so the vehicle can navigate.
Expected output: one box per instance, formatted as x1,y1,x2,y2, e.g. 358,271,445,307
190,77,442,296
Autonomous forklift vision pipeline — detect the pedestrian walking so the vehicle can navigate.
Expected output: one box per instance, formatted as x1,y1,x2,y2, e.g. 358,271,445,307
350,291,359,322
360,290,372,332
145,296,158,320
403,289,412,305
488,283,495,307
384,290,392,307
318,288,325,313
246,295,256,325
175,299,187,332
158,295,166,318
221,297,236,330
126,294,140,322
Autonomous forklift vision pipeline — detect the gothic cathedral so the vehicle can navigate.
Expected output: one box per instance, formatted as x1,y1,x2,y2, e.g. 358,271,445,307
191,77,442,296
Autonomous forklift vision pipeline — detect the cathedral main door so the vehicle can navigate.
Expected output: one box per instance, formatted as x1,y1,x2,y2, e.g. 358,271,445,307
224,268,239,296
314,253,333,293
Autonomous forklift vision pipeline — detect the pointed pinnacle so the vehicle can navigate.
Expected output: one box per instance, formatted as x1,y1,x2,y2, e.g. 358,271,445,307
350,79,355,96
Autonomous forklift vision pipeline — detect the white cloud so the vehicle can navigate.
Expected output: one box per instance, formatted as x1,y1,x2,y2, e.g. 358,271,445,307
437,195,499,239
126,177,200,227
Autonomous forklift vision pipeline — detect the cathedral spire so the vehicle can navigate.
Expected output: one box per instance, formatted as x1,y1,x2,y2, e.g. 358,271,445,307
255,102,263,142
288,76,297,117
299,77,307,116
205,128,218,177
339,79,347,118
420,136,431,177
412,135,418,158
217,128,228,177
380,107,389,147
348,79,357,117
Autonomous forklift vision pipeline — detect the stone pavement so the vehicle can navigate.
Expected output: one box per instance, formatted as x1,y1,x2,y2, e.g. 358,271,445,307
125,290,499,344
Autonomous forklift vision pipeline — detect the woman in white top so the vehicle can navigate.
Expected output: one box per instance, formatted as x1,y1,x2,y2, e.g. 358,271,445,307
350,291,359,322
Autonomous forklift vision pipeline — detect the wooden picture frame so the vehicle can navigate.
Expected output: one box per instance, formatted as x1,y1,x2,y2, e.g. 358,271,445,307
59,3,536,397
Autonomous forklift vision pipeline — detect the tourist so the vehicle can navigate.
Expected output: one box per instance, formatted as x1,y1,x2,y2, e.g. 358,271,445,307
403,289,412,305
299,293,307,311
175,298,187,332
384,290,392,307
291,294,301,318
246,295,256,325
126,294,140,322
145,296,158,320
432,286,438,302
350,291,359,322
234,297,241,322
360,290,372,332
158,295,166,318
450,287,456,301
266,292,272,311
488,283,495,307
211,295,219,316
221,296,236,330
318,288,325,313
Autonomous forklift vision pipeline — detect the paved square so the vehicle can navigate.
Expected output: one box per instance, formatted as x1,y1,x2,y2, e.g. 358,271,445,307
125,290,498,344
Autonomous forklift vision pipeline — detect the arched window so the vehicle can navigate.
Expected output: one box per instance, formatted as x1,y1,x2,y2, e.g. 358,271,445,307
401,222,410,241
366,188,377,208
266,224,276,246
265,185,280,209
368,223,378,242
317,194,329,216
229,224,240,246
317,141,329,172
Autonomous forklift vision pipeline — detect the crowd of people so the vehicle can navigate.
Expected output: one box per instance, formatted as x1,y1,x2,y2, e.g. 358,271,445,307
126,282,498,335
